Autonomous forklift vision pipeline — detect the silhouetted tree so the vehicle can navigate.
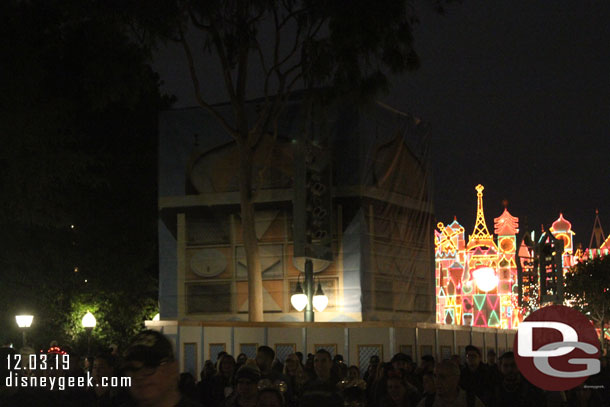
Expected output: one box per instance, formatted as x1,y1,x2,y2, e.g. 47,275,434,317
128,0,434,320
0,0,168,347
565,256,610,352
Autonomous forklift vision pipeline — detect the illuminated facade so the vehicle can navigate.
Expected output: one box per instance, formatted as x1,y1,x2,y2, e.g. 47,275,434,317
435,185,521,329
577,210,610,260
435,185,583,328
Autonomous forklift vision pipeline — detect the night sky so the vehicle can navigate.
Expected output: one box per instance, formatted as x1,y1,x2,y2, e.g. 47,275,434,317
153,0,610,247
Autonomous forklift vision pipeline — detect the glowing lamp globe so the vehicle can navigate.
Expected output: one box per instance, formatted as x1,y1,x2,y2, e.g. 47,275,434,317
15,315,33,328
312,282,328,312
82,311,97,329
290,281,308,312
473,267,499,292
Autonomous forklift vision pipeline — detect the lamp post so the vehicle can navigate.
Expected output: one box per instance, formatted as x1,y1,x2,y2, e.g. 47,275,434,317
291,259,328,322
15,315,34,347
81,311,96,356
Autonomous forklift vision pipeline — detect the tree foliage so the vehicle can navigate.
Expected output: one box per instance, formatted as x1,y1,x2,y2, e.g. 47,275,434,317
0,0,167,349
123,0,434,320
565,256,610,348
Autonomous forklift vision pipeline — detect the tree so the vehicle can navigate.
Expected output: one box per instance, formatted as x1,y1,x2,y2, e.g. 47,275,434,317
0,0,167,347
131,0,429,321
565,256,610,352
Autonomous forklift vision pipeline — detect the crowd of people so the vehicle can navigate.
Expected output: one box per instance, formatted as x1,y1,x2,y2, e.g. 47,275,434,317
1,330,609,407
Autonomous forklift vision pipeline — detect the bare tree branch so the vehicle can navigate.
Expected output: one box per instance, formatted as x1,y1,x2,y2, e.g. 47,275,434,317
253,38,268,75
178,27,236,135
188,5,211,31
235,11,250,103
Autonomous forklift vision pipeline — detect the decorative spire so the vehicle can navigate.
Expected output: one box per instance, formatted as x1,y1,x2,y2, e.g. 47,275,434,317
494,207,519,236
468,184,494,248
589,209,606,250
550,213,572,233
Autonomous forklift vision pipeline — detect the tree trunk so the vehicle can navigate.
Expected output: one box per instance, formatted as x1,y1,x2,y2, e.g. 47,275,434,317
238,142,264,321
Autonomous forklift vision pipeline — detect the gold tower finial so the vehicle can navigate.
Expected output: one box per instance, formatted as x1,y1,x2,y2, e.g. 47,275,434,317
468,184,493,248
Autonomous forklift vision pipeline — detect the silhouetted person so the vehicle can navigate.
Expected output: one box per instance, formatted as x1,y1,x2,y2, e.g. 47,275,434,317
417,360,484,407
121,330,201,407
459,345,492,406
489,351,546,407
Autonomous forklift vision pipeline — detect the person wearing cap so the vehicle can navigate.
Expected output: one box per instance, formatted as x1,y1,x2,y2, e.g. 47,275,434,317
121,330,201,407
225,365,262,407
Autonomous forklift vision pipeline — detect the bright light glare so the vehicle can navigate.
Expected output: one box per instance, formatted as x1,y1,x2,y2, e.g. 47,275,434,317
82,311,96,328
291,281,308,311
313,282,328,312
291,293,308,312
473,267,499,292
15,315,33,328
313,293,328,312
152,313,160,321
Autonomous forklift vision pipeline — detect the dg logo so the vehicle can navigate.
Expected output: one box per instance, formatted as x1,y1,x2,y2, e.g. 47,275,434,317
514,305,601,391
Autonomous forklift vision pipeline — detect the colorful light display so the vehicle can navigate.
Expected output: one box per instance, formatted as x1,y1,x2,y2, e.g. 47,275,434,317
435,185,585,328
435,184,521,329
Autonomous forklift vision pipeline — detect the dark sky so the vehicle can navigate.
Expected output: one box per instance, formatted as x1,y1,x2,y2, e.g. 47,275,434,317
153,0,610,247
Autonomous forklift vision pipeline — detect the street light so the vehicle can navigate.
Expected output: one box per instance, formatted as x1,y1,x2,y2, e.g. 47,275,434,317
291,259,328,321
15,315,33,347
290,280,308,312
313,281,328,312
82,311,96,356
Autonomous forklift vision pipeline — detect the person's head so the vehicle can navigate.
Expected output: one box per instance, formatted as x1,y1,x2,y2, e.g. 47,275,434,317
421,355,435,373
202,360,215,379
284,353,301,376
487,349,496,365
314,349,333,380
499,352,519,382
433,360,460,398
295,352,304,364
218,353,236,377
235,365,262,401
422,371,435,395
256,346,275,373
257,387,284,407
369,355,380,369
123,330,179,405
465,345,481,370
390,353,412,372
333,354,344,364
217,351,228,362
237,353,249,365
386,371,407,403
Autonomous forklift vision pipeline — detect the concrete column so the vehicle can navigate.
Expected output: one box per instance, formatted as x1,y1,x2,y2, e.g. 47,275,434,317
344,328,350,365
389,327,396,357
177,213,186,318
415,327,420,363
